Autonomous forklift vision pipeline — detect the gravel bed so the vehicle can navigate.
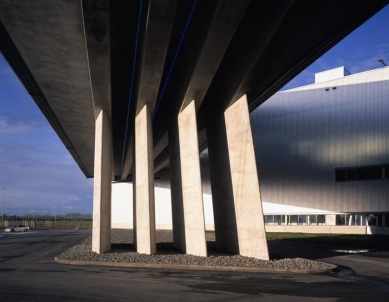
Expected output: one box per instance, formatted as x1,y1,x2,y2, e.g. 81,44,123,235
58,229,335,270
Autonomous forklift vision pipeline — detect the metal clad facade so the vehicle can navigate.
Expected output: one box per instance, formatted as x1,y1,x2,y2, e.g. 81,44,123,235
251,67,389,214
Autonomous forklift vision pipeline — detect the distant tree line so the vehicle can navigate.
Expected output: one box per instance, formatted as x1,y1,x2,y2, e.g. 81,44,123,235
3,212,92,221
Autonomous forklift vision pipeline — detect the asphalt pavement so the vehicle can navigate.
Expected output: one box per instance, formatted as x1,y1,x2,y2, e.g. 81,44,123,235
0,230,388,301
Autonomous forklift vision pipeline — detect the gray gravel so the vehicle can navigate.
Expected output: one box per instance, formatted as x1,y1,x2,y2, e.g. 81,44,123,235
58,229,336,270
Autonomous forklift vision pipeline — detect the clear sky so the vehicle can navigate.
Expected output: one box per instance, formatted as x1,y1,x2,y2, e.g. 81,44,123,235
0,5,388,216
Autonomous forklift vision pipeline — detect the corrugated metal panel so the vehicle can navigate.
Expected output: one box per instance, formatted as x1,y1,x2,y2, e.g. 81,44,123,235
251,74,389,213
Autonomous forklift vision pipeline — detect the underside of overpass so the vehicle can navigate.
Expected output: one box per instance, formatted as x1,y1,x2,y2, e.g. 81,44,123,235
0,0,387,259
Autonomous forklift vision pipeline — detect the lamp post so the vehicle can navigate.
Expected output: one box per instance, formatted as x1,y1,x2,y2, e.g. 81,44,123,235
378,59,387,66
1,188,5,226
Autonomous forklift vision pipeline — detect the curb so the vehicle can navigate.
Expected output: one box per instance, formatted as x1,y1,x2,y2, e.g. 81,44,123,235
54,257,336,275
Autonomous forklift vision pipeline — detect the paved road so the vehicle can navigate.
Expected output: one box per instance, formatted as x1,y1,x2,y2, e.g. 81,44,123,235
0,230,388,301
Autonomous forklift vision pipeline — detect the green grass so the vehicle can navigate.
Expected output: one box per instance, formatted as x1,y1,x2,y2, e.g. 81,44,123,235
266,232,389,250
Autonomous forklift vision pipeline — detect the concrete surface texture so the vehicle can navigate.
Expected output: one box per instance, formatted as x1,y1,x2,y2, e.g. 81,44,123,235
178,100,207,257
225,95,269,260
92,110,112,254
205,95,269,259
134,105,156,255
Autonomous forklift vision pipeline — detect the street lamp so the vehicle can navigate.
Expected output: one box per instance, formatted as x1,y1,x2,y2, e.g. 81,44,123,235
1,188,5,225
378,59,387,66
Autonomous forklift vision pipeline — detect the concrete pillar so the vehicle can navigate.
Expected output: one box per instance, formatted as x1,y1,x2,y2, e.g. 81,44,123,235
178,100,207,257
92,110,112,254
207,112,238,254
207,95,269,260
134,105,156,254
168,122,186,252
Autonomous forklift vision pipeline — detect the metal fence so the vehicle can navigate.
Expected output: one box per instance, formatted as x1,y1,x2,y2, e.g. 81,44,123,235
1,220,92,229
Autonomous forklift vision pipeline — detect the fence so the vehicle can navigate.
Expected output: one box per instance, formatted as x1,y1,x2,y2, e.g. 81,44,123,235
1,220,92,229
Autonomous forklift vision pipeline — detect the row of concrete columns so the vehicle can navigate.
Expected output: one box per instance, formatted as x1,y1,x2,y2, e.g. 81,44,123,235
92,95,269,260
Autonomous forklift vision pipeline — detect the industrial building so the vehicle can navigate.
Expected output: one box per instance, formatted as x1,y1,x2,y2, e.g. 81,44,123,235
254,66,389,235
112,66,389,235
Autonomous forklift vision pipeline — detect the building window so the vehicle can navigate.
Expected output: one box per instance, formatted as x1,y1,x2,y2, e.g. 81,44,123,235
361,215,367,226
346,169,356,181
335,164,389,182
290,215,298,225
264,215,287,225
346,214,356,226
308,215,317,225
355,214,361,226
274,215,285,225
335,170,346,182
366,167,379,180
298,215,307,225
384,166,389,179
265,215,274,225
367,215,377,226
356,168,366,180
265,214,328,226
264,213,388,227
317,215,325,225
336,214,345,225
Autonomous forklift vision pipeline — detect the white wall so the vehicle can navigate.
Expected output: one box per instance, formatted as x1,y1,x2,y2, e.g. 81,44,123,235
111,181,214,230
111,182,133,229
314,66,350,83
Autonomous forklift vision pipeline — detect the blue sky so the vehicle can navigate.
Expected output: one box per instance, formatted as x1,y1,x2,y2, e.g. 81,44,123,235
0,6,388,216
282,6,389,90
0,56,93,216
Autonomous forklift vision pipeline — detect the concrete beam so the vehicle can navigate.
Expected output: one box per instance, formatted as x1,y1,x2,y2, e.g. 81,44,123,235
134,105,156,254
120,0,176,180
207,95,268,260
178,100,207,257
92,110,112,254
0,0,96,177
154,145,170,174
120,138,133,180
82,0,111,119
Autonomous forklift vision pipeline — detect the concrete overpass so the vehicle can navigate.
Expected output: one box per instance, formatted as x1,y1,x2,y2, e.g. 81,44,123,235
0,0,387,259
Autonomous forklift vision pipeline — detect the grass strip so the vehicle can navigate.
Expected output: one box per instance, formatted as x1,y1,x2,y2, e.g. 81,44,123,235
266,232,389,250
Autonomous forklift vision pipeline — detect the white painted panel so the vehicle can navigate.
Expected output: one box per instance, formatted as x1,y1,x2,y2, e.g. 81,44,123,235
314,66,349,83
285,66,389,92
112,181,215,230
111,182,133,228
203,193,214,226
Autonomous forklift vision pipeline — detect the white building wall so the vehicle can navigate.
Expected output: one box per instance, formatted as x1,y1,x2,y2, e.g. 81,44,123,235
314,66,350,83
111,181,214,230
287,66,388,92
111,182,133,229
262,202,334,215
